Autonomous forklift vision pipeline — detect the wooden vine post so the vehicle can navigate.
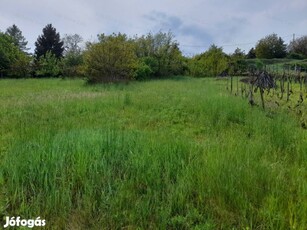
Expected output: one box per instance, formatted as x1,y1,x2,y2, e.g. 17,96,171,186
253,71,275,110
248,82,255,106
298,69,303,103
260,88,265,110
230,74,233,93
286,65,291,102
280,70,285,100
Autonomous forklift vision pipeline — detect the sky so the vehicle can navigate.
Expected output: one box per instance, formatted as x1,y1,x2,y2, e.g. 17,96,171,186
1,0,306,56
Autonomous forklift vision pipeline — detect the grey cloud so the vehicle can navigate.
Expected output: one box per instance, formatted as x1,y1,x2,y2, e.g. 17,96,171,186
213,17,249,43
1,0,306,54
144,11,183,31
143,10,214,55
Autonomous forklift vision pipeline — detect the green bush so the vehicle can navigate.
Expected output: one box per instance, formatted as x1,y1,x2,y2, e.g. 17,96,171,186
35,51,61,78
84,33,137,83
134,61,153,80
287,52,306,60
61,52,84,78
0,32,31,78
188,45,228,77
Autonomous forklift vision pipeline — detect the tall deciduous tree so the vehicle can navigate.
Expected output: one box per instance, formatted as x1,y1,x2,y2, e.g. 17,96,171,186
0,32,30,78
134,31,185,77
61,34,84,77
5,24,29,52
203,45,228,77
63,34,83,55
0,33,16,77
255,34,287,59
288,35,307,58
35,24,64,60
229,48,246,75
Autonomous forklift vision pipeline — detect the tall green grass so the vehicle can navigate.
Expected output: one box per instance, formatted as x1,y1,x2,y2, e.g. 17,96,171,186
0,78,306,229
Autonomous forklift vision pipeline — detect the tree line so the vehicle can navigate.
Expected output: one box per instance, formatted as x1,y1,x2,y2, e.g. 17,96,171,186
1,24,307,82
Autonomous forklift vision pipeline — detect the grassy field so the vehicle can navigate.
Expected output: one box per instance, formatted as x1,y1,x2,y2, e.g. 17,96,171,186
0,77,306,229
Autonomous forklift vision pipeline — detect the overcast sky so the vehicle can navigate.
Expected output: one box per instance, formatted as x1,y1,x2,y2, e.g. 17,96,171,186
1,0,306,56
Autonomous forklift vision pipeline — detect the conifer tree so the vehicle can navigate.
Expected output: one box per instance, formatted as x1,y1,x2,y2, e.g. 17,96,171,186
5,24,29,52
35,24,64,59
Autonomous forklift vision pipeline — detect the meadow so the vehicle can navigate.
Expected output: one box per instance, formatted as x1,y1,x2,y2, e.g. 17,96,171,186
0,77,306,229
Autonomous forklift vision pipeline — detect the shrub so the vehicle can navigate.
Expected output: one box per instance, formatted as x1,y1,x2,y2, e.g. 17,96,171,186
35,51,61,78
134,61,153,80
84,33,137,83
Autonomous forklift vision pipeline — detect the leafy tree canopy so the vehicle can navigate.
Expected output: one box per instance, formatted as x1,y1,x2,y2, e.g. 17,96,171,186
61,34,84,77
0,32,30,78
134,31,185,77
255,33,287,59
85,33,137,83
232,48,245,58
63,34,83,56
246,48,256,59
229,48,247,74
0,33,16,71
288,35,307,58
189,44,228,77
